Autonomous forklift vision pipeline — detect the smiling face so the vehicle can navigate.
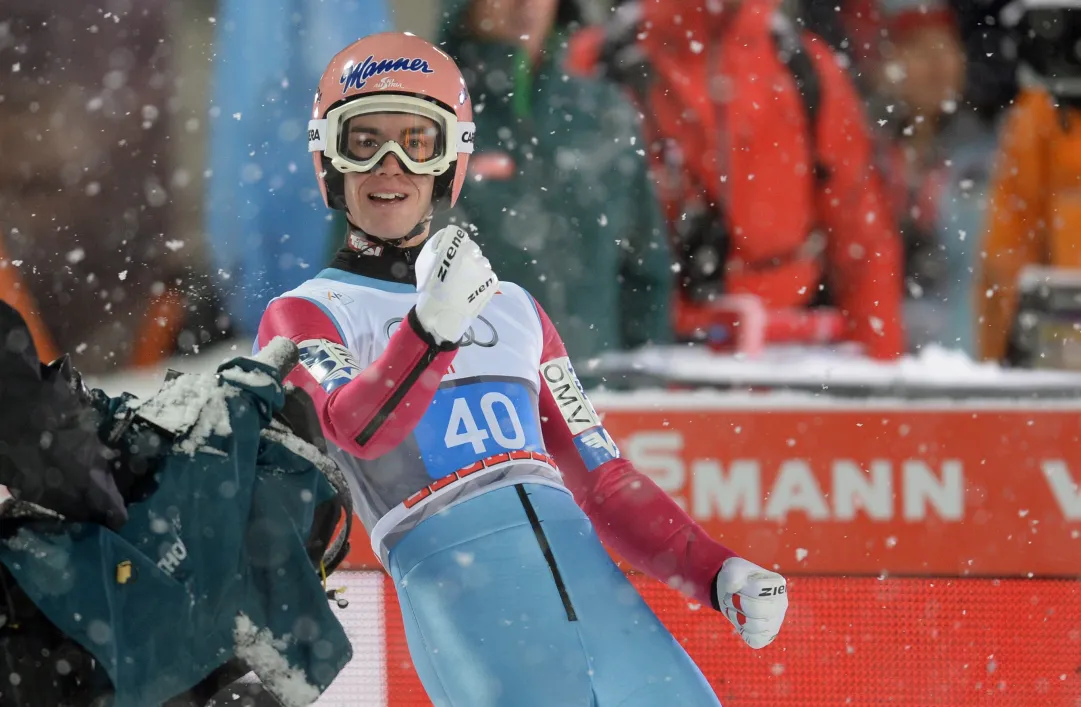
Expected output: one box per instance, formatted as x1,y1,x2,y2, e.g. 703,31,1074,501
341,112,438,244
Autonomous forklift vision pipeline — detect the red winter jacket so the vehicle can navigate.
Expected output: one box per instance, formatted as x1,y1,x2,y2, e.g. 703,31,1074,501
568,0,904,359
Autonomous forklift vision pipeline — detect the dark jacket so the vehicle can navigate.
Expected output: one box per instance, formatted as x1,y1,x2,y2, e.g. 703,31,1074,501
567,0,905,359
0,303,353,707
0,300,129,528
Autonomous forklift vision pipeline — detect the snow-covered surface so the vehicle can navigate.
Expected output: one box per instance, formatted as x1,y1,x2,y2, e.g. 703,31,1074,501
228,573,387,705
217,365,278,391
86,339,256,400
102,338,296,455
1017,263,1081,290
248,336,299,378
261,423,337,480
586,387,1081,410
131,371,235,455
86,338,1081,410
590,344,1081,398
233,614,321,707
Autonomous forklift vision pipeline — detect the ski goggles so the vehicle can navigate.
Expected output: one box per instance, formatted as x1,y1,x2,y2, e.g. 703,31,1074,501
308,94,475,176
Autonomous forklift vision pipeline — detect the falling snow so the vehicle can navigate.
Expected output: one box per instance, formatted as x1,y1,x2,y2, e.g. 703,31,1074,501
0,3,1074,704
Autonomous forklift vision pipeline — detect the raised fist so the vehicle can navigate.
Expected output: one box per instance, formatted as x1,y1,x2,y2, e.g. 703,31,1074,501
414,226,499,345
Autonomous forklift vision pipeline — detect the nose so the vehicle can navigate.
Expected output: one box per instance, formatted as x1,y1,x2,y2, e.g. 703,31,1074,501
374,151,406,175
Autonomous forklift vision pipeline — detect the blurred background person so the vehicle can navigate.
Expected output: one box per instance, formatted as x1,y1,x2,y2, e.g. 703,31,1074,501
797,0,1018,118
977,0,1081,363
568,0,905,360
1,0,1037,378
0,1,223,375
202,0,391,338
867,0,998,354
438,0,674,376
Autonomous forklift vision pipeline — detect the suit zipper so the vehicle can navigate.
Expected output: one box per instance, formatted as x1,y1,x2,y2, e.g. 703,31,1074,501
355,344,442,446
516,485,577,622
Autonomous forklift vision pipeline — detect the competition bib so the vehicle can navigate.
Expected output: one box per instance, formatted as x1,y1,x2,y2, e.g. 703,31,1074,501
413,378,544,480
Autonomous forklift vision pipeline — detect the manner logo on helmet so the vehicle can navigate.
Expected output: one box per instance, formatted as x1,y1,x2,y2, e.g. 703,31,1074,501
340,55,434,94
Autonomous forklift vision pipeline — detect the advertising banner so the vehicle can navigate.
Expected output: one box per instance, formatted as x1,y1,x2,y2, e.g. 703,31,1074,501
344,399,1081,577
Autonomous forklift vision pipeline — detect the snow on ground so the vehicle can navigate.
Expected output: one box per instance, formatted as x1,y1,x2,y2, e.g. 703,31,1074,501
85,338,256,400
590,343,1081,399
85,339,1081,407
130,371,236,454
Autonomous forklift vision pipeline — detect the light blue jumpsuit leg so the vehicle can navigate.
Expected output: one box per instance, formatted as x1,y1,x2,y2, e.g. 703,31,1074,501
387,483,722,707
388,485,594,707
528,485,721,707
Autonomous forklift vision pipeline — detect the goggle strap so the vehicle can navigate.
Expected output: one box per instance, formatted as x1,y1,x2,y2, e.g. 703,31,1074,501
458,121,476,154
309,119,328,153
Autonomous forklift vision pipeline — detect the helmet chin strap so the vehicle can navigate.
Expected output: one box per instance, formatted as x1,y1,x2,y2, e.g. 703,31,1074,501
346,206,434,250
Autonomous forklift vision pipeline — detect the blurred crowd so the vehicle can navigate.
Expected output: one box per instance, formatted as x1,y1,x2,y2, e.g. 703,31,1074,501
3,0,1081,376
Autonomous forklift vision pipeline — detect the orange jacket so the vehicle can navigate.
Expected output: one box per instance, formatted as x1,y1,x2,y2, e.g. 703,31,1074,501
978,87,1081,361
568,0,904,359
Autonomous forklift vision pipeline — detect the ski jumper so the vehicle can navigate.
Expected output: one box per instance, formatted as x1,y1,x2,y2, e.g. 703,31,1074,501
257,245,735,707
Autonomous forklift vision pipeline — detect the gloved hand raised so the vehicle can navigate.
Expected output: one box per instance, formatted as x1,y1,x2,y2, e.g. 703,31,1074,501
414,226,499,345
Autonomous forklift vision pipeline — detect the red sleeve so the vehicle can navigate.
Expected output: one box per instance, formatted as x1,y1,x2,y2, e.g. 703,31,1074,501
808,33,905,360
533,298,736,609
257,297,457,459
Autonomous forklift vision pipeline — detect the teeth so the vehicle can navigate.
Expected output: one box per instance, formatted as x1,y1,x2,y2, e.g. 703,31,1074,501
370,192,405,200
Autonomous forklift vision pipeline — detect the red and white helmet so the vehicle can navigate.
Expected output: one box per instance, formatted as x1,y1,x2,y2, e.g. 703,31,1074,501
308,32,475,212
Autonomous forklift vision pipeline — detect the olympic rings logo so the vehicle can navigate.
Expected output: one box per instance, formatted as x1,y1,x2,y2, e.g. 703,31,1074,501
384,315,499,348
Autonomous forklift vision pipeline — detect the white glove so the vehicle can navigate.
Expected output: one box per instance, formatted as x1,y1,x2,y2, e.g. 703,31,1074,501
414,225,499,345
716,556,788,649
